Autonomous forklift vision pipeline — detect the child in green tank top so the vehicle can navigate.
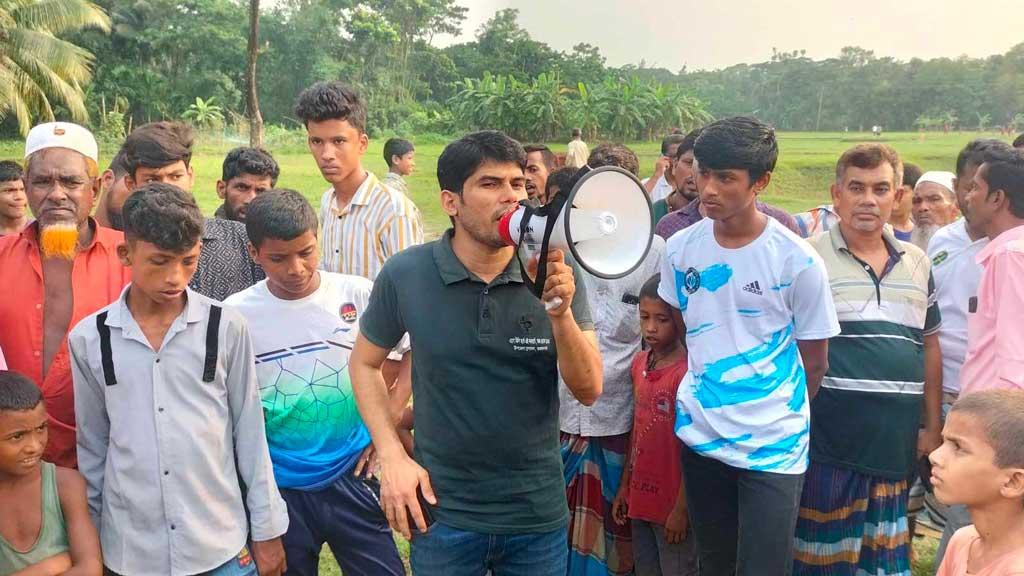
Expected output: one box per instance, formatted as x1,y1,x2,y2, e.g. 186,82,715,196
0,371,101,576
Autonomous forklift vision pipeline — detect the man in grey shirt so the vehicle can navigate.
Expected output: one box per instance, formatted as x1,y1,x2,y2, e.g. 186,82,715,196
559,144,666,575
69,184,288,576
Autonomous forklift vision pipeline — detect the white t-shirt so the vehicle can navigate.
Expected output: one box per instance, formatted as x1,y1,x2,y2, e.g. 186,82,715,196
224,272,375,490
927,219,987,395
642,174,674,203
659,217,839,474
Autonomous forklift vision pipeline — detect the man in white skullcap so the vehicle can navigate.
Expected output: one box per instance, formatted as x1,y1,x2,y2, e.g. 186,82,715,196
0,122,131,468
911,171,959,250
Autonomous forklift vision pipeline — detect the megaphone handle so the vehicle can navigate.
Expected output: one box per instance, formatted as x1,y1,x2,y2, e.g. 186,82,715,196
544,296,563,311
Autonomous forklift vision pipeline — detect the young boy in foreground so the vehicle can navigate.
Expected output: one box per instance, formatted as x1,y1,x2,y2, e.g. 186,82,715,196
0,370,101,576
930,389,1024,575
69,183,288,576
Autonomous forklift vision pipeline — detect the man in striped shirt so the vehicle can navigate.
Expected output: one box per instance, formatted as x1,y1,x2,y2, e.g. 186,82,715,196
295,82,423,281
794,144,943,576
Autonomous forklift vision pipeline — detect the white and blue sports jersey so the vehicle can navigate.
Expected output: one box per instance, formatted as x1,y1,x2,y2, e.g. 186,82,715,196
659,217,839,474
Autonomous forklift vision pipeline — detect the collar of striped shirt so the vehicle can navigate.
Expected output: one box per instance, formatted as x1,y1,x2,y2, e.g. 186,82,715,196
327,171,376,213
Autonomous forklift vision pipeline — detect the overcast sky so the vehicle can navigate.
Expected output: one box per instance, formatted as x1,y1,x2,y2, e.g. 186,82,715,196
434,0,1024,71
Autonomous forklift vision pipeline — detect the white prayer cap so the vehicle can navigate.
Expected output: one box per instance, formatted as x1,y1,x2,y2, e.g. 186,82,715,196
914,171,956,195
24,122,99,164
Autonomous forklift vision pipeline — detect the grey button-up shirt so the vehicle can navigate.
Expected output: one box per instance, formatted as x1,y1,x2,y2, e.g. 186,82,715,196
559,235,667,437
69,286,288,576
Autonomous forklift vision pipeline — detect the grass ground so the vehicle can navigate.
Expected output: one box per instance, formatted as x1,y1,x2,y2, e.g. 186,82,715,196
3,130,991,573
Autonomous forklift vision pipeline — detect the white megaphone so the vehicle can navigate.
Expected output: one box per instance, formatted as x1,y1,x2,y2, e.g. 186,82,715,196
499,166,654,309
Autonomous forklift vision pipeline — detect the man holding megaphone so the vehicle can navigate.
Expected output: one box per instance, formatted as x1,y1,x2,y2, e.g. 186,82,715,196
350,130,603,576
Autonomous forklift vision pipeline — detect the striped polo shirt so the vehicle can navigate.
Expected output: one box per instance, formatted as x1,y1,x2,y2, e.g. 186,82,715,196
808,226,941,479
318,172,424,281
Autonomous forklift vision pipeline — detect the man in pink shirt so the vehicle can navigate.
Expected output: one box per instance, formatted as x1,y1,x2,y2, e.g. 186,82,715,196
959,147,1024,394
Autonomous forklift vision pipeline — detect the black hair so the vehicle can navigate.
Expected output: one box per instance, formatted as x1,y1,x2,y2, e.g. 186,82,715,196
245,188,318,249
571,128,581,138
1014,133,1024,149
108,148,129,178
673,128,702,160
294,81,367,133
122,183,204,252
0,160,23,182
693,116,778,183
524,144,557,170
587,143,640,176
221,147,279,185
383,138,415,167
980,147,1024,218
640,273,662,301
545,166,578,200
956,139,1012,178
123,121,194,178
902,162,923,188
437,130,526,194
0,371,43,412
660,133,687,156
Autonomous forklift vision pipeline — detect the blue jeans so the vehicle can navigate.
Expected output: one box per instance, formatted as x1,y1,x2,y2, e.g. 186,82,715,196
410,522,567,576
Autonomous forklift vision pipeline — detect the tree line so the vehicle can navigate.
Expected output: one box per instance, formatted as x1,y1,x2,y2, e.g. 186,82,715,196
3,0,1024,139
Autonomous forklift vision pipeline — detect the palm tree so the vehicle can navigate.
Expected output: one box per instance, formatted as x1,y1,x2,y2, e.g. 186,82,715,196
0,0,111,135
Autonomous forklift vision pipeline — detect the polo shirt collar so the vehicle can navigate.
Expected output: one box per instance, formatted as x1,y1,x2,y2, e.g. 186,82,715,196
829,223,904,256
329,172,377,213
977,222,1024,266
433,229,524,286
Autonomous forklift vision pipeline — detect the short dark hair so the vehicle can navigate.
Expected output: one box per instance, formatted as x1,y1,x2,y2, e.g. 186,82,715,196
0,160,23,182
222,147,279,185
524,144,557,170
571,128,581,138
661,133,687,156
640,273,662,301
383,138,415,167
694,116,778,183
956,139,1011,178
587,143,640,176
903,162,923,188
123,122,194,177
673,128,702,160
437,131,526,194
545,166,578,200
108,148,129,178
980,147,1024,218
1014,133,1024,149
950,390,1024,469
0,371,43,413
122,183,204,252
246,189,318,249
294,81,367,133
835,143,903,188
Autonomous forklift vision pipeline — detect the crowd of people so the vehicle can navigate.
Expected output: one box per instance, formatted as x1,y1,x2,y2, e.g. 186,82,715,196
1,79,1023,576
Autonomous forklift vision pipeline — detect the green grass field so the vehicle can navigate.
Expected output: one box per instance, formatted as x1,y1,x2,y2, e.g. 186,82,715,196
2,130,989,574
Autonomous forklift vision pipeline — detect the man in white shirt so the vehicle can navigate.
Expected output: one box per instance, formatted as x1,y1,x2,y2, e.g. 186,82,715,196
643,133,686,202
565,128,589,169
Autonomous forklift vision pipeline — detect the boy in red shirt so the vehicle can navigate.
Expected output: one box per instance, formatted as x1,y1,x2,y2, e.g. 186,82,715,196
613,275,697,575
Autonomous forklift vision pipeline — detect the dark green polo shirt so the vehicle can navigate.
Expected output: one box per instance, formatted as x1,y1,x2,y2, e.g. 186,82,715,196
360,229,594,534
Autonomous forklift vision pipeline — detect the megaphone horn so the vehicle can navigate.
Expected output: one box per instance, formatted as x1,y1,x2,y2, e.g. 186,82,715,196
499,166,654,308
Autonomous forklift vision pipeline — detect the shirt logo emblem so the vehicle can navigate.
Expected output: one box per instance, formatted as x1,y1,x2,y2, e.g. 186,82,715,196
518,315,534,333
742,280,763,296
683,267,701,294
621,293,640,305
932,250,948,266
340,303,357,323
53,126,65,135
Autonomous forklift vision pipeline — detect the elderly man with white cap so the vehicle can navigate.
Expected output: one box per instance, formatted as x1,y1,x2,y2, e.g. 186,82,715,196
0,122,131,468
910,170,959,250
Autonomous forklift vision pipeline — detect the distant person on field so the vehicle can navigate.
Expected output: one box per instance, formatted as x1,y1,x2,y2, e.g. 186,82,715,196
565,128,589,169
560,142,666,576
295,82,423,280
929,139,1015,571
643,133,686,203
382,137,415,196
0,160,28,236
611,275,698,576
0,370,102,576
120,121,265,300
889,161,922,242
214,147,279,222
93,149,130,231
524,144,557,206
930,390,1024,575
910,171,958,250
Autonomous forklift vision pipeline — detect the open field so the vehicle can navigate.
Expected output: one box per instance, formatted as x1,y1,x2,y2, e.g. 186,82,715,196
0,130,984,574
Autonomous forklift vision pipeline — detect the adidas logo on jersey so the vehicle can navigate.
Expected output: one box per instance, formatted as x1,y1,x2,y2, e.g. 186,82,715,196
742,281,763,296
